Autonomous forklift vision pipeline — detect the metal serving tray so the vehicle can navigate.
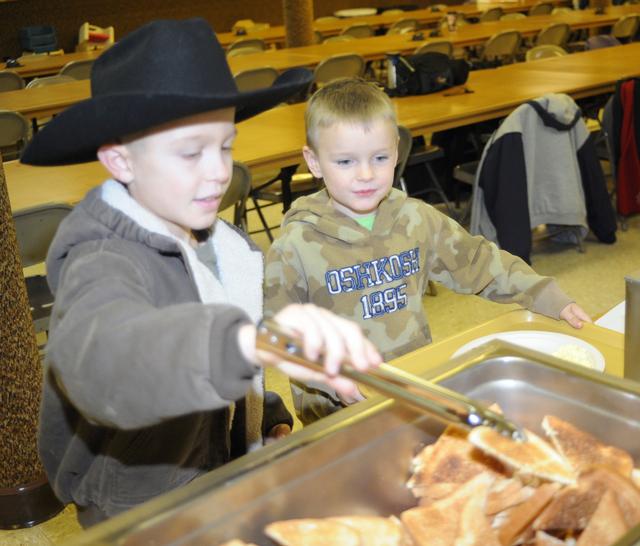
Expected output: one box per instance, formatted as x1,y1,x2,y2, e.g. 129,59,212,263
72,342,640,546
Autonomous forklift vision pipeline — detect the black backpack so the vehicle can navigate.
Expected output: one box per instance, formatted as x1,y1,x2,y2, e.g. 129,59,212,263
387,52,470,97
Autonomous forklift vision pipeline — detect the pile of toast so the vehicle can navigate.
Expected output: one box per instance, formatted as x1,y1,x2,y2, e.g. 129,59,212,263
220,413,640,546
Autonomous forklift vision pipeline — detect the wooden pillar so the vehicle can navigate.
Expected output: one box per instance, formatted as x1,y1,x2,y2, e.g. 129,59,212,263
0,156,61,527
283,0,314,48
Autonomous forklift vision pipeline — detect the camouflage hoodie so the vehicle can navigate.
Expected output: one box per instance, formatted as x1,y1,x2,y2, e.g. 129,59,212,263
264,188,572,422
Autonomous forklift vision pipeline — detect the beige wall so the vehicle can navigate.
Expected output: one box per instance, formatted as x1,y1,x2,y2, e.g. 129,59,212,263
0,0,430,59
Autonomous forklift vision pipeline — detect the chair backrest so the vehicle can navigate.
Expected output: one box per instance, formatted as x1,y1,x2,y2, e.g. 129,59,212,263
234,66,279,92
479,7,504,22
323,34,357,43
551,7,573,14
482,30,523,63
13,203,73,267
529,2,554,15
313,53,365,87
394,126,413,189
341,24,374,38
315,16,340,23
612,14,640,40
0,71,25,92
536,22,571,46
0,110,30,160
227,38,267,54
387,18,418,35
584,34,622,50
59,59,94,80
415,40,454,57
500,12,527,20
25,74,75,88
220,162,251,230
525,44,568,61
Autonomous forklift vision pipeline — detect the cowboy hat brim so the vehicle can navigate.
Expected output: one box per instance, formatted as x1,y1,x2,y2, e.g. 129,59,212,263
21,67,312,166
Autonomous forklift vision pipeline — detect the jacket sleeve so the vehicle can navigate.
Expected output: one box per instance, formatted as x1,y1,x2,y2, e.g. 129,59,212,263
425,206,572,319
478,132,533,264
576,134,617,244
46,246,257,430
264,238,343,424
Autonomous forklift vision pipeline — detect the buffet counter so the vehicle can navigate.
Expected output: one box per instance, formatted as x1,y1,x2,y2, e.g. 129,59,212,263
66,310,633,546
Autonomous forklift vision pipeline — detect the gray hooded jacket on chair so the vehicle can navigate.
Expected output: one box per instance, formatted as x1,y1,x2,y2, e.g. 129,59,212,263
470,93,616,264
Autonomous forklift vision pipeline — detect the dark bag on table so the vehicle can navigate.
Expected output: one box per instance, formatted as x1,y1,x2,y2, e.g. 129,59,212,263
387,51,470,97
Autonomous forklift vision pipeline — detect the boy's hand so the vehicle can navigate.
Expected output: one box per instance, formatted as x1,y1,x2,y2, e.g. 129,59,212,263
559,303,592,329
265,423,292,445
243,304,382,402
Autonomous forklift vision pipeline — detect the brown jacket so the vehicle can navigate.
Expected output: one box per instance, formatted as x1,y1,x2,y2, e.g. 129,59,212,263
40,180,267,518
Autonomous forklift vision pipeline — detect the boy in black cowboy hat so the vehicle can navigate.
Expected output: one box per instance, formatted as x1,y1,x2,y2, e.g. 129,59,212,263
21,18,381,525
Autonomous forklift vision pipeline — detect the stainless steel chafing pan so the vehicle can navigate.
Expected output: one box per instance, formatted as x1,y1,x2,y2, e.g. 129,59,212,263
69,342,640,546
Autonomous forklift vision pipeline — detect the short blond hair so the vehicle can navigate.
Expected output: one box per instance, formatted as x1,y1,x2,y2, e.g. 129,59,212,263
305,78,398,150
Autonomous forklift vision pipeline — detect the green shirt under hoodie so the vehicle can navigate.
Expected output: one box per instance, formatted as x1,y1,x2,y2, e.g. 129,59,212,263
264,188,572,423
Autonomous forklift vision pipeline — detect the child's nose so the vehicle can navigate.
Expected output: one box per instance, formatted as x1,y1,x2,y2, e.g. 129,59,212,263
203,153,231,183
357,162,374,181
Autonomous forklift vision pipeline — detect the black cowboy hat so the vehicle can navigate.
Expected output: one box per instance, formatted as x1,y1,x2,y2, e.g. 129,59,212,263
21,18,313,166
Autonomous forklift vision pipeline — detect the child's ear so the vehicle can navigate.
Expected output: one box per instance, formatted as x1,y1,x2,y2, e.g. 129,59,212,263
97,143,136,184
302,145,323,179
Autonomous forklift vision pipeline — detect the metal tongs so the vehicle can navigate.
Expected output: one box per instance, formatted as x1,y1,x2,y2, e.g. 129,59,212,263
257,319,526,442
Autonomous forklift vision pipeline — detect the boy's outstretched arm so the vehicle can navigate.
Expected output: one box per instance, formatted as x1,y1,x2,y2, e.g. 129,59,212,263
559,303,592,329
238,304,381,402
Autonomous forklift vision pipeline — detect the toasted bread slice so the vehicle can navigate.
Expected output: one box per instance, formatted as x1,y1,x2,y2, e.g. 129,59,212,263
533,531,567,545
264,519,361,546
468,426,576,485
329,516,405,546
485,478,531,516
456,477,501,546
408,426,505,498
494,482,560,546
401,473,495,546
576,490,628,546
542,415,634,477
591,467,640,528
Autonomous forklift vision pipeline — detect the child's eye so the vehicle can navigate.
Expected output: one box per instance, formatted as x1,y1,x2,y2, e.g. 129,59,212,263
335,159,353,167
374,155,390,163
180,150,202,159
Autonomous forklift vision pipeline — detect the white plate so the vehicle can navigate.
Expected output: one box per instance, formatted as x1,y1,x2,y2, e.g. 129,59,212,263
334,8,378,17
452,330,605,372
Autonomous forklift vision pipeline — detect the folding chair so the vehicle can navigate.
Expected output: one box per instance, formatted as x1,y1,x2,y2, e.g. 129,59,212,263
415,41,454,58
59,59,94,80
220,162,252,231
535,23,571,47
0,110,31,160
525,44,568,61
528,2,554,15
0,70,25,92
313,53,365,89
234,66,279,92
341,24,374,38
13,203,73,338
479,7,504,22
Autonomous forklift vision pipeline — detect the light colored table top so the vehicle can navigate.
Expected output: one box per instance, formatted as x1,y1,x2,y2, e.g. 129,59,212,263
2,0,573,80
216,0,569,46
3,7,637,121
6,42,640,213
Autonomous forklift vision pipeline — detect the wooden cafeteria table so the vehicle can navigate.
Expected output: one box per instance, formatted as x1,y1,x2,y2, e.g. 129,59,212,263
6,42,640,213
4,6,636,122
2,0,569,79
215,0,567,46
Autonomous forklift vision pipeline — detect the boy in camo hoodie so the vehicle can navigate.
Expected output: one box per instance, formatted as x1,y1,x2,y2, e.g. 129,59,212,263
264,78,590,425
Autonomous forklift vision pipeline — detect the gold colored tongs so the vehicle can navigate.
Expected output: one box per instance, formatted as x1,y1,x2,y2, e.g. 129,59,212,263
256,319,526,442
